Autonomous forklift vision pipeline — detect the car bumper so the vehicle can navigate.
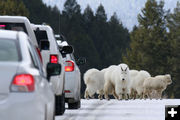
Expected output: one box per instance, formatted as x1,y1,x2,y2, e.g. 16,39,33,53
65,72,79,100
0,93,45,120
50,75,64,95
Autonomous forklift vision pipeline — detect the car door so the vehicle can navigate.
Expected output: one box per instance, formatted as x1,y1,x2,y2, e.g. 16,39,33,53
28,40,53,102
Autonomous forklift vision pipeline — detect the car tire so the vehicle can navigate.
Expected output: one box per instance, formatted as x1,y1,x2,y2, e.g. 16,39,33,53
55,93,65,115
68,100,81,109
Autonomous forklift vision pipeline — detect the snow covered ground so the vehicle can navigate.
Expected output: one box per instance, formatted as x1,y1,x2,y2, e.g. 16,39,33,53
56,99,180,120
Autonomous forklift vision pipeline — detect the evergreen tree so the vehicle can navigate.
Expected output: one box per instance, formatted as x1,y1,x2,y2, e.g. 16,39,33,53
22,0,61,33
63,0,81,18
0,0,29,16
108,12,130,64
167,2,180,97
84,5,94,23
109,12,130,51
62,0,83,34
95,4,107,22
123,0,171,95
91,4,108,66
109,12,120,25
83,5,95,33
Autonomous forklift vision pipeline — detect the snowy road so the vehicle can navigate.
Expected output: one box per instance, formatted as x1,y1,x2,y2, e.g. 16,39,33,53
56,99,180,120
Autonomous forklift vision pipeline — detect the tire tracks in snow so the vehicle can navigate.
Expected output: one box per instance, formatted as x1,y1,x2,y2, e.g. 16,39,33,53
58,100,113,120
77,100,113,120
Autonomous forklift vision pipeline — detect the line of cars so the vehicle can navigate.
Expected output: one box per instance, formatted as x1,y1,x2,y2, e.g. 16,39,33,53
57,37,85,109
0,16,85,120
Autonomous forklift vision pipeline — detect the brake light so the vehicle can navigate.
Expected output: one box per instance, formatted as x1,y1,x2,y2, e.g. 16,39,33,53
0,25,6,27
11,74,35,92
64,90,71,93
50,55,58,63
36,47,43,64
65,60,74,72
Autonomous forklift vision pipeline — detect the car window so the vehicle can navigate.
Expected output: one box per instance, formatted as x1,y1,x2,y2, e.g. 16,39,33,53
70,54,75,61
34,29,48,46
29,47,39,69
0,39,20,62
0,23,28,34
28,40,45,76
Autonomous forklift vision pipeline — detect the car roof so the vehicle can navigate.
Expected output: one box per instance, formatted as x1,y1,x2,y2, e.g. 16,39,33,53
0,30,28,40
32,24,53,31
0,17,38,46
0,30,18,40
0,16,29,23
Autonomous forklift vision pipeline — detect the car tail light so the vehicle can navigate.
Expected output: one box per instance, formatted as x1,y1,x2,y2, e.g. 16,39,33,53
64,90,71,93
50,55,58,63
36,47,43,64
65,60,74,72
11,74,35,92
0,25,6,27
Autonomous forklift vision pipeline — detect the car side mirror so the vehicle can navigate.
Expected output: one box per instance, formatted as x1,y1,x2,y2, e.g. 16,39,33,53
46,63,61,81
40,40,49,51
56,40,62,46
60,45,73,55
77,57,86,66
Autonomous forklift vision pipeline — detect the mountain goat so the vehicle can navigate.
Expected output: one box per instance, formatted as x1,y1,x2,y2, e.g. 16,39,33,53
84,68,107,99
143,74,172,99
104,64,130,100
129,70,151,99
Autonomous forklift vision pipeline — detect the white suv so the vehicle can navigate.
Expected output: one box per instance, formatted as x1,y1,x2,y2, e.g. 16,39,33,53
32,24,73,115
57,39,86,109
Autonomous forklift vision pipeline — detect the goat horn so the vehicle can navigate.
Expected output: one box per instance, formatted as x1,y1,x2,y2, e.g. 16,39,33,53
121,67,123,71
125,67,127,71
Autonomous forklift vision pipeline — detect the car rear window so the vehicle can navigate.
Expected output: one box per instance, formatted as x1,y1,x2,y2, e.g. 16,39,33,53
0,23,28,34
0,39,20,62
34,30,48,45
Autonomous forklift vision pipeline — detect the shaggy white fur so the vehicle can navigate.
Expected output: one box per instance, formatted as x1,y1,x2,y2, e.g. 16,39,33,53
104,65,119,100
104,64,130,100
128,70,139,99
96,68,108,99
143,74,172,99
84,68,107,99
84,68,99,99
129,70,151,99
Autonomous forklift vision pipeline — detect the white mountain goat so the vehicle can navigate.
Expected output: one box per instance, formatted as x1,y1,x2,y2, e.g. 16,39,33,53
104,64,130,100
84,68,107,99
143,74,172,99
84,68,99,99
128,70,139,99
103,65,118,100
129,70,151,99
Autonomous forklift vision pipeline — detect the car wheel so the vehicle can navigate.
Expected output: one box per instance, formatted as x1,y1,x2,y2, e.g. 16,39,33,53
68,100,81,109
55,93,65,115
